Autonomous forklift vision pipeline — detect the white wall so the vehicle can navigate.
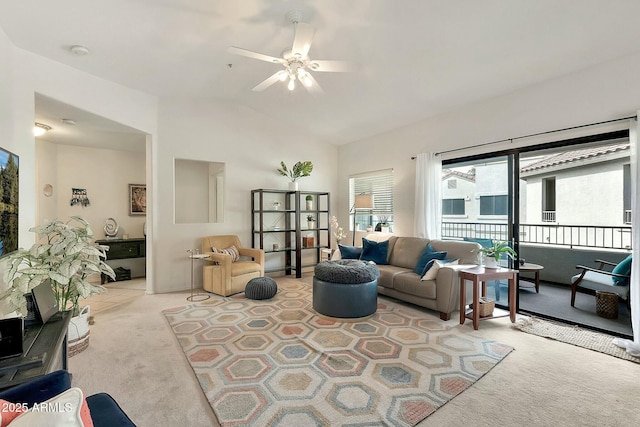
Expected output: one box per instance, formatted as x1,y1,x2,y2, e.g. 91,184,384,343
1,46,158,295
339,51,640,237
36,141,146,237
155,98,338,293
0,39,339,295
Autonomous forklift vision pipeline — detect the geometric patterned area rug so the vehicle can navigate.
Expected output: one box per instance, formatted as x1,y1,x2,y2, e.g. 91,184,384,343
163,280,513,426
513,316,640,364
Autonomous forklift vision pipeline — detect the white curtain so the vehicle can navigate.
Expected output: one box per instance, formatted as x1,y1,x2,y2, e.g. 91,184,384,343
613,118,640,356
414,152,441,239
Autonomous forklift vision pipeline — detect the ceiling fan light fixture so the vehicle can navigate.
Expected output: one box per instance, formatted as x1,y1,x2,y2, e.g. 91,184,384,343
302,75,313,87
278,71,288,82
33,122,51,136
287,77,296,91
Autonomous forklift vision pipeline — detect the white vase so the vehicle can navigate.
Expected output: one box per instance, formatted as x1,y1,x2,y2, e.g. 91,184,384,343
484,257,499,269
289,181,298,191
308,221,315,229
381,226,390,233
68,305,91,356
306,200,313,210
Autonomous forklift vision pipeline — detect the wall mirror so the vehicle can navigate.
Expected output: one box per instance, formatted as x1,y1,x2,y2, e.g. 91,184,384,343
174,159,225,223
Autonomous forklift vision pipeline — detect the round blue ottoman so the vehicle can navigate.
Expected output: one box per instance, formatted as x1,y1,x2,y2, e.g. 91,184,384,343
313,260,379,318
245,277,278,300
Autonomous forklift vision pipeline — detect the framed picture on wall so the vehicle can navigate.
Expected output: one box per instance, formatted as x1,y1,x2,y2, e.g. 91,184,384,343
129,184,146,216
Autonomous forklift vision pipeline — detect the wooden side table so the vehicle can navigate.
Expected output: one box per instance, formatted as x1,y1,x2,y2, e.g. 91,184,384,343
518,262,544,293
459,266,518,330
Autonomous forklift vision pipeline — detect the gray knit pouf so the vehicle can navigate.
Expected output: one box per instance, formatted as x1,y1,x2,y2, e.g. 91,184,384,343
245,277,278,300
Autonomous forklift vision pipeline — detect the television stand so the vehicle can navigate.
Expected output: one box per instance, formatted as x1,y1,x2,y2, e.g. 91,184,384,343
0,311,71,391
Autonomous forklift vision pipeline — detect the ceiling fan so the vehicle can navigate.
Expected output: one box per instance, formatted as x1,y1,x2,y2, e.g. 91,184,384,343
228,11,353,94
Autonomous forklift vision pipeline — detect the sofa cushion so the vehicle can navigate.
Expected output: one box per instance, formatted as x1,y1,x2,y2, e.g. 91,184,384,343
231,261,262,276
611,254,632,285
430,239,482,264
421,259,459,281
375,265,410,289
388,237,429,270
572,271,630,299
360,238,389,264
338,244,362,259
393,273,437,299
413,244,447,275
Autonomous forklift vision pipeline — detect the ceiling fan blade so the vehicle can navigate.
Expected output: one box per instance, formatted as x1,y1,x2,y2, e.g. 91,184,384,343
251,71,285,92
228,46,285,64
291,23,315,58
308,60,356,72
302,72,324,96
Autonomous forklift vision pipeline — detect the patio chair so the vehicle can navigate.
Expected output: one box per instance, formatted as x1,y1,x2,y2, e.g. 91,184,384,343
570,256,632,309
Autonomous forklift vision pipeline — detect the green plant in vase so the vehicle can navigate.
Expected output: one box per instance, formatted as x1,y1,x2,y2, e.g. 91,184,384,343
277,161,313,190
306,214,316,229
1,217,115,317
478,241,517,268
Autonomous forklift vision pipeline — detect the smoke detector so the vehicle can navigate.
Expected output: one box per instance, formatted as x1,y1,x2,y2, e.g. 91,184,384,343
70,45,89,56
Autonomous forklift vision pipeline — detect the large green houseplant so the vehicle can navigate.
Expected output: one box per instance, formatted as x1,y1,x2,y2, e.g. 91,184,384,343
1,216,115,317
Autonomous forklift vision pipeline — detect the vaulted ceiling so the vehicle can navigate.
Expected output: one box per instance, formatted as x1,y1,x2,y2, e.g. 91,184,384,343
3,0,640,147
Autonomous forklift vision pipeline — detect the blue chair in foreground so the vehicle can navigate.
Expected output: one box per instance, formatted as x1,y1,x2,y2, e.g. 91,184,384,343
571,255,632,310
0,370,136,426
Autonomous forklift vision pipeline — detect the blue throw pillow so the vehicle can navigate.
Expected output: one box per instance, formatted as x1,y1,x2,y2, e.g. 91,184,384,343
338,244,362,260
414,244,447,275
360,238,389,265
612,254,632,285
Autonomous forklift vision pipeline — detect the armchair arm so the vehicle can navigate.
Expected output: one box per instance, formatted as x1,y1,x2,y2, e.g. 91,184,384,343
594,259,618,267
206,252,232,267
0,370,71,407
238,247,264,264
575,265,630,279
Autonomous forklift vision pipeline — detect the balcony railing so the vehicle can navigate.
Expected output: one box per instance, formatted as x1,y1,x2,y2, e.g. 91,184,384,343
542,211,556,222
442,221,633,250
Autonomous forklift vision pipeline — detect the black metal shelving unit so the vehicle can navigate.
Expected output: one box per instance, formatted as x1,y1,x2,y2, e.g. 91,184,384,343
251,189,330,278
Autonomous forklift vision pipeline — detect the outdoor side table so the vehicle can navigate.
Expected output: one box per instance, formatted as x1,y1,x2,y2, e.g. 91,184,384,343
459,266,518,330
518,262,544,293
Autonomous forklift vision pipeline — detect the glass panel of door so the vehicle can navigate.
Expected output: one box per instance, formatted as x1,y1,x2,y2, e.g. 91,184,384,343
442,154,517,310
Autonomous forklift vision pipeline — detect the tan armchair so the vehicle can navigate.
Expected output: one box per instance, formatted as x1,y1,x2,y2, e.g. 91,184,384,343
201,235,264,296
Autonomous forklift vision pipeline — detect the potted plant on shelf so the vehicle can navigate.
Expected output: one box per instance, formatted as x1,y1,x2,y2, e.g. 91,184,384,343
1,217,115,355
478,240,517,269
307,214,316,230
277,160,313,191
305,194,313,210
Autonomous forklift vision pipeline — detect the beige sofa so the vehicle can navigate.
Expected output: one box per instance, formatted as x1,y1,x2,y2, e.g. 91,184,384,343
336,234,481,320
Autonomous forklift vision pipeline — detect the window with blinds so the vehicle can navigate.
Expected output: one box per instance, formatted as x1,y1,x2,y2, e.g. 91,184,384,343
349,169,394,230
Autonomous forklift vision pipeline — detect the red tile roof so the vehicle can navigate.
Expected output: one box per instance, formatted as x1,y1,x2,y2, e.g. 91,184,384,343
520,143,629,173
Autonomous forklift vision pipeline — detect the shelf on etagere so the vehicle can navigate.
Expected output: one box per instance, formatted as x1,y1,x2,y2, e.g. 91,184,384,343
251,188,331,278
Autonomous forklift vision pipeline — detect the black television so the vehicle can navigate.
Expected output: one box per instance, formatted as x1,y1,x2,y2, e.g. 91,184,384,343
0,145,19,257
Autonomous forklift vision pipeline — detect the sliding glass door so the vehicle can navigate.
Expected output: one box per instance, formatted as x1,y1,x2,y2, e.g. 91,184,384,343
441,154,518,310
441,131,633,338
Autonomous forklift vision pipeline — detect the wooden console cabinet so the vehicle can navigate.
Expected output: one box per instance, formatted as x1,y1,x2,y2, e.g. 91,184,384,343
96,238,146,282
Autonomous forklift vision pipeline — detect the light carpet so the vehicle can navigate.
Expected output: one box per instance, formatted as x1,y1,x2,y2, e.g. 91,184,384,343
513,317,640,364
163,280,513,426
